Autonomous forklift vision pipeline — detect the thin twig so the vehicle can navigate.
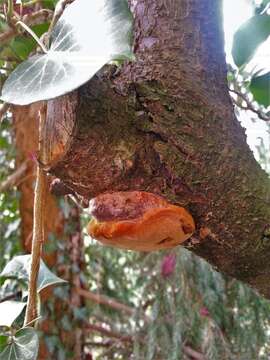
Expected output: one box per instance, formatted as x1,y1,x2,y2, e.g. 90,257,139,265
85,323,132,343
84,340,114,348
23,164,46,325
230,88,270,122
47,0,74,34
77,287,151,323
0,161,28,192
24,104,47,327
0,103,10,122
0,26,15,44
0,291,22,303
0,9,53,44
85,322,206,359
24,315,42,328
7,0,14,25
77,287,135,317
183,345,206,360
16,20,48,53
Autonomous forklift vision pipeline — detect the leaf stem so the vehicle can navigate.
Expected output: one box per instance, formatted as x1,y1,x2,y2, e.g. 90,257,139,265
24,316,42,328
47,0,74,35
7,0,14,23
16,20,48,54
229,88,270,122
24,105,47,327
0,9,53,45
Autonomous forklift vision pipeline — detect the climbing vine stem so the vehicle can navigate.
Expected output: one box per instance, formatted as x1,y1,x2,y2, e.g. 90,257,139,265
24,104,47,326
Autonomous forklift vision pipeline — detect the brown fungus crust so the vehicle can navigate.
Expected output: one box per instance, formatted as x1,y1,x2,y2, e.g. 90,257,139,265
89,191,168,221
87,191,195,252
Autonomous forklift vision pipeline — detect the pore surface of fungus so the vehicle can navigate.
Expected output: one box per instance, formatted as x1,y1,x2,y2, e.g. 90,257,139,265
87,191,195,251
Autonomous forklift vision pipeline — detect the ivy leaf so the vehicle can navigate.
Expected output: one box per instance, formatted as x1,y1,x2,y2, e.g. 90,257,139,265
0,19,8,32
0,301,26,327
0,327,39,360
0,335,9,353
1,0,134,105
232,14,270,67
11,24,50,61
249,71,270,107
39,0,58,9
0,255,67,292
0,23,49,61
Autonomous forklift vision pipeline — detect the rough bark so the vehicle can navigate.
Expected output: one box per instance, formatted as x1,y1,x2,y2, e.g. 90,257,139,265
43,0,270,297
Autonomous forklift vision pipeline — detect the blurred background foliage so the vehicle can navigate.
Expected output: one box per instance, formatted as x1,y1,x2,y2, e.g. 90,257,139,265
0,0,270,359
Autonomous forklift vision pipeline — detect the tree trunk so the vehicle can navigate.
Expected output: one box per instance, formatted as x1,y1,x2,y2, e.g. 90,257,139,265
43,0,270,298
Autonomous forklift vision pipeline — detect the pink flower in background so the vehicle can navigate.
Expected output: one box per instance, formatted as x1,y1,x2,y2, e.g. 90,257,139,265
161,254,176,277
200,307,210,317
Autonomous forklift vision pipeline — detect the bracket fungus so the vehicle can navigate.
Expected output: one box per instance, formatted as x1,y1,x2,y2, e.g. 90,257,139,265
87,191,195,251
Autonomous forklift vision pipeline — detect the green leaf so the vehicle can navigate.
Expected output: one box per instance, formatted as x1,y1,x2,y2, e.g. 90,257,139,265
1,0,134,105
256,0,270,13
11,24,50,60
0,23,50,61
0,336,9,353
0,301,26,327
0,255,67,292
249,71,270,107
0,327,39,360
0,18,8,32
232,14,270,67
40,0,59,9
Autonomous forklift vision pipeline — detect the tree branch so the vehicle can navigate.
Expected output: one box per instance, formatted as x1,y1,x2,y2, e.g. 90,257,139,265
24,104,47,326
77,287,136,317
0,291,21,303
77,287,151,324
84,340,114,348
45,0,270,298
0,161,28,192
85,322,206,359
85,323,132,342
183,345,206,360
47,0,74,34
230,88,270,122
0,102,10,122
0,9,53,44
